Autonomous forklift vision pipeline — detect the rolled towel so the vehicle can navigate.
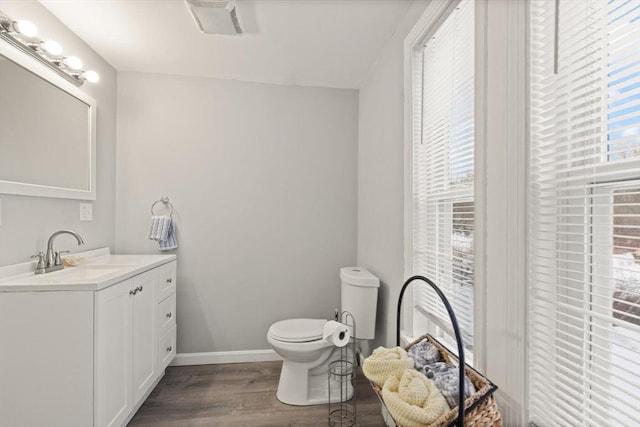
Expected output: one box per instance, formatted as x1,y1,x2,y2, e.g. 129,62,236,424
381,369,449,427
420,361,450,378
421,362,476,408
362,347,414,388
408,339,441,370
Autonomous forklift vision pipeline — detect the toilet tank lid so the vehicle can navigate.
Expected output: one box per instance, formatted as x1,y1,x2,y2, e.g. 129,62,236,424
340,267,380,288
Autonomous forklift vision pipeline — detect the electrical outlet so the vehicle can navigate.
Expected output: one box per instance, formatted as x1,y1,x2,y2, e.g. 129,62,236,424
80,203,93,221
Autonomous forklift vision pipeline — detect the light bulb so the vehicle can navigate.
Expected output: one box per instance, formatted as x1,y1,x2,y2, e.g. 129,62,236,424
83,70,100,83
41,40,63,56
14,20,38,38
64,56,83,70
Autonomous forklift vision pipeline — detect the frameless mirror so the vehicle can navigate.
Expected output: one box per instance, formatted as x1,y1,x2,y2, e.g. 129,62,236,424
0,40,96,200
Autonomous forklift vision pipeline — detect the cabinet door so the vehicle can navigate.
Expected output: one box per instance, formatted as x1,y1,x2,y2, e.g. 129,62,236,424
95,279,134,427
157,261,176,302
159,325,177,371
158,292,176,338
132,269,158,404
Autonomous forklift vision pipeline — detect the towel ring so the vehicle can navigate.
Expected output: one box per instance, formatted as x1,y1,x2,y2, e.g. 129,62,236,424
151,196,174,217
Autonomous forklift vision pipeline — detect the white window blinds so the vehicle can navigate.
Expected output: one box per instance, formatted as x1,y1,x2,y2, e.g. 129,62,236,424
410,0,474,352
529,0,640,425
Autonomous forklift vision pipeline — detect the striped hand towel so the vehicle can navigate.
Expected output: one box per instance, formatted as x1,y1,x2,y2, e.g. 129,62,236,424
147,215,178,251
159,220,178,251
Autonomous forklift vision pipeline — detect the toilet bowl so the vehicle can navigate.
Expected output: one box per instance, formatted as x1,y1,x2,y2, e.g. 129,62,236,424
267,267,380,406
267,318,351,405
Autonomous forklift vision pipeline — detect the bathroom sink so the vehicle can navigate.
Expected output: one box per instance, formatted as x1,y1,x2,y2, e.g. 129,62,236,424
57,264,136,280
83,264,135,269
0,248,176,291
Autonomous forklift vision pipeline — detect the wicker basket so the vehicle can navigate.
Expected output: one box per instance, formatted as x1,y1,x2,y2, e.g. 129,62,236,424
369,275,501,427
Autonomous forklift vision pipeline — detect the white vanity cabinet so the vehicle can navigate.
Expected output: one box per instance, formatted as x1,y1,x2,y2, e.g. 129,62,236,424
131,269,159,405
95,278,135,427
95,268,160,427
0,251,177,427
156,261,177,371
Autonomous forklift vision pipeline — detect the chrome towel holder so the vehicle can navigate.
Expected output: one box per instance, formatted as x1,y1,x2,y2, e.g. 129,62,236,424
151,196,174,217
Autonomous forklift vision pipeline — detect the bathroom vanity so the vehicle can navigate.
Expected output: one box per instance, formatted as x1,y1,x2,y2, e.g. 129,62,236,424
0,248,177,427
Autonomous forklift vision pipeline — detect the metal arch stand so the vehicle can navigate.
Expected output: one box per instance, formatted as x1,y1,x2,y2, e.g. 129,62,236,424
396,275,466,427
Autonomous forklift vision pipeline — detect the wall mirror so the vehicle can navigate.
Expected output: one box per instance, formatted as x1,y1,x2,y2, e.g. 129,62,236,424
0,40,96,200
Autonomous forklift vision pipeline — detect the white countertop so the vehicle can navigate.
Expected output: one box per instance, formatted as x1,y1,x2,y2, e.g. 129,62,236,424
0,248,176,292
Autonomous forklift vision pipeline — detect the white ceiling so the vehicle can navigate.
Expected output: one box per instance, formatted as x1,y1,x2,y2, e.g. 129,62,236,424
39,0,413,89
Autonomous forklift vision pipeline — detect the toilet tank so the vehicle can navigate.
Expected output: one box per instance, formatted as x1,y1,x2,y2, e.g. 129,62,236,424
340,267,380,340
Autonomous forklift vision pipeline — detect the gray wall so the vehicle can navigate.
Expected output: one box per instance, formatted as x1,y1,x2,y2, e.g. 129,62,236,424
357,0,429,348
0,1,117,267
115,72,358,353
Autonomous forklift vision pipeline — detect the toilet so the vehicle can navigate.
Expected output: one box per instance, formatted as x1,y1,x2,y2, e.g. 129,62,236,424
267,267,380,406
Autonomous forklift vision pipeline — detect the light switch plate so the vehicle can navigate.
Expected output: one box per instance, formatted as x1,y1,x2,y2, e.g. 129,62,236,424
80,203,93,221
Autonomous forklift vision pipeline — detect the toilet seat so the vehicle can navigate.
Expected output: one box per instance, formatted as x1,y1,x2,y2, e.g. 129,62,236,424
267,318,341,406
268,318,326,343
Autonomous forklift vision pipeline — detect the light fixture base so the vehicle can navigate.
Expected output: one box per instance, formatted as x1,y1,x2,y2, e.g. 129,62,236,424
0,12,89,86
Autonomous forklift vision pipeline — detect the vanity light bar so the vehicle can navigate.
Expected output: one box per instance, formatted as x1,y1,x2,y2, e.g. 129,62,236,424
0,11,99,86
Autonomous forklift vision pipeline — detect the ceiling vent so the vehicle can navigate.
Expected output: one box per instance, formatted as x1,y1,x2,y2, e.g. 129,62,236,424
184,0,243,35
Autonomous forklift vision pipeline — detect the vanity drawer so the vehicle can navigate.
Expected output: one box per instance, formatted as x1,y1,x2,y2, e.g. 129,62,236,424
157,261,176,302
159,325,177,371
158,293,176,337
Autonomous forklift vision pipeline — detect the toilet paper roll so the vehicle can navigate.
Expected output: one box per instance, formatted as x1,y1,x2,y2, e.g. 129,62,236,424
323,320,351,347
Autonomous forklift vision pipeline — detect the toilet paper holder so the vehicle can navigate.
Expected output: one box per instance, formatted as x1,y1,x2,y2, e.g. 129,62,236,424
328,310,356,427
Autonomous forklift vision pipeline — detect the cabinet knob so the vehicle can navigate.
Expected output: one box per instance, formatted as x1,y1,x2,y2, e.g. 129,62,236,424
138,285,143,293
166,277,173,284
166,312,173,318
129,289,137,295
166,346,173,352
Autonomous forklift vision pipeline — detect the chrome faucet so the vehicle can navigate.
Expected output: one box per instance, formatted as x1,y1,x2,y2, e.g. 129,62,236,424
32,230,85,274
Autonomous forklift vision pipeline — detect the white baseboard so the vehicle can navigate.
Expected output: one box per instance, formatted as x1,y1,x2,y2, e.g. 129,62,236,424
170,349,282,366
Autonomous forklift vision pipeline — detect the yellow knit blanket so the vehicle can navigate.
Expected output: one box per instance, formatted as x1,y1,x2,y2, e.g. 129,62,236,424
381,369,449,427
362,346,414,387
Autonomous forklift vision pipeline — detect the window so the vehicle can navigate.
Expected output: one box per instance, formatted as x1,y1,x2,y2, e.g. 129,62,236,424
408,0,475,358
529,0,640,425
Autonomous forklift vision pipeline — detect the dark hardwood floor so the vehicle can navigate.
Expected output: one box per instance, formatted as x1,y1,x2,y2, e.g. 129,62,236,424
129,361,386,426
